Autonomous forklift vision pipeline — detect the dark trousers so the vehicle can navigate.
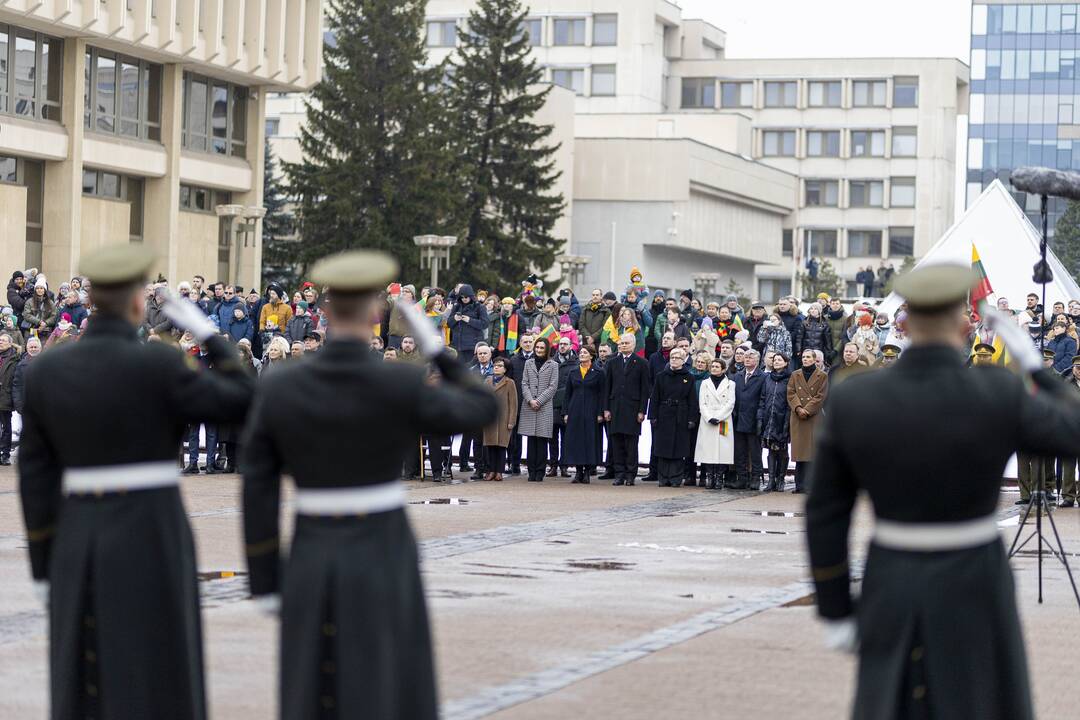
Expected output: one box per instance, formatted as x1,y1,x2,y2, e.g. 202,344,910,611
1061,457,1078,502
0,410,11,457
794,461,812,492
734,432,764,484
767,443,789,488
657,457,685,487
460,432,484,471
508,417,523,471
1017,452,1054,500
426,435,451,478
550,425,565,468
611,433,639,481
526,435,548,476
485,445,507,474
186,424,217,467
402,439,421,479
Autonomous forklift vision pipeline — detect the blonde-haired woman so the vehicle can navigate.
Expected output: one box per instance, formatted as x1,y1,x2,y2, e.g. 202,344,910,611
694,358,736,490
262,335,291,376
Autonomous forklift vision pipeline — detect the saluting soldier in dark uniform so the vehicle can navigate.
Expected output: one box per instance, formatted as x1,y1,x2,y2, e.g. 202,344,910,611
240,250,497,720
18,245,254,720
806,264,1080,720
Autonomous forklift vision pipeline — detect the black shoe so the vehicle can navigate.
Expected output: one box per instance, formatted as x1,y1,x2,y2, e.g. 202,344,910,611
204,466,220,475
613,478,625,486
659,480,671,487
626,479,636,487
469,472,484,480
560,467,571,478
1015,498,1030,505
510,466,522,476
181,464,200,475
545,466,557,478
581,476,590,484
1060,499,1075,508
460,465,472,473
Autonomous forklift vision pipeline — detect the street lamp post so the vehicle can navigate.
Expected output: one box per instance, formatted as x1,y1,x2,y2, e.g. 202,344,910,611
691,273,720,305
555,253,591,293
216,204,266,286
413,235,458,289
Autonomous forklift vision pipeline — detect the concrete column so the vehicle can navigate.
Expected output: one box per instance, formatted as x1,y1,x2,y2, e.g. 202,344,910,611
234,87,266,292
143,64,183,282
41,38,86,282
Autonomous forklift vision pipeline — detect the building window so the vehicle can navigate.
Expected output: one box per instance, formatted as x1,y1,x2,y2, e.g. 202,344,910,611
807,130,841,157
763,130,796,157
81,169,122,198
593,14,617,46
180,183,232,214
759,278,792,303
591,65,616,96
852,79,886,107
182,73,247,158
720,82,752,108
808,81,841,107
681,78,715,108
782,229,793,257
0,26,63,121
890,177,916,207
764,81,797,107
84,48,162,141
889,227,915,257
891,127,917,157
517,18,543,46
893,76,919,108
849,180,884,207
553,18,586,46
552,68,585,95
806,229,838,257
426,21,457,48
0,155,44,266
848,230,883,257
265,117,280,136
851,130,886,157
805,179,839,207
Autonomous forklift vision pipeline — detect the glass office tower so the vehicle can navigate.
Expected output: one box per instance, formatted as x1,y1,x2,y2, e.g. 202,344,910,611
969,2,1080,236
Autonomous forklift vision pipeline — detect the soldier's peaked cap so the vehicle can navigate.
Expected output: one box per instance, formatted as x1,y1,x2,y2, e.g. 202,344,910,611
973,342,995,354
78,244,157,287
892,263,977,312
310,250,399,292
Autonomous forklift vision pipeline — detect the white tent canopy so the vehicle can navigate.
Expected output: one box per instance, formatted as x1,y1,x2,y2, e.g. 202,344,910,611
878,179,1080,318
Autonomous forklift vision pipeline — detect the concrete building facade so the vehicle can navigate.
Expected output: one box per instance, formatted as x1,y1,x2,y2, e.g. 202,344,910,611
265,0,967,301
0,0,323,293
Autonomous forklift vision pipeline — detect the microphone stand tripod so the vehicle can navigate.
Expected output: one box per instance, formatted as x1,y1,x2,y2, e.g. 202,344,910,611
1006,192,1080,611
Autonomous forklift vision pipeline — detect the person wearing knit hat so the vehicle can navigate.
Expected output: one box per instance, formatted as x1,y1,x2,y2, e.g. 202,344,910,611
285,300,315,345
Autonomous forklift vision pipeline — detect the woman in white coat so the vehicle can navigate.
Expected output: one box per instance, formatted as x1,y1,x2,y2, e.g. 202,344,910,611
694,357,736,490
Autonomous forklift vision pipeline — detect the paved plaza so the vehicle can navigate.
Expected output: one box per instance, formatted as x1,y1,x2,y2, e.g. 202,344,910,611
2,466,1079,719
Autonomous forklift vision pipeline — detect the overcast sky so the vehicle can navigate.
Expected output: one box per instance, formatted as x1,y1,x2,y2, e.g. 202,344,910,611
677,0,973,62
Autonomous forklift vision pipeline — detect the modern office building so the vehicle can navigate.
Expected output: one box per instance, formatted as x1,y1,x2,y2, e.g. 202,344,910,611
968,1,1080,235
0,1,323,293
267,0,968,301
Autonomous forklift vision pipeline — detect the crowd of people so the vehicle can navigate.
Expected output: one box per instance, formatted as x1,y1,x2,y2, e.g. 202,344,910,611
3,266,1080,505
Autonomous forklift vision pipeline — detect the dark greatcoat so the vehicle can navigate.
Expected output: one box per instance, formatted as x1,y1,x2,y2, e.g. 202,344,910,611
648,365,699,459
732,366,767,434
561,363,605,466
757,368,791,443
18,315,254,720
603,353,651,436
807,346,1080,720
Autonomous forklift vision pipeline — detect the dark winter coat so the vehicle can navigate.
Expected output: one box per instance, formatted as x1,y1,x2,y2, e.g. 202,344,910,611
801,318,834,364
744,313,768,355
0,346,16,411
515,305,542,335
1047,333,1077,373
647,349,670,380
12,352,32,412
285,314,315,345
142,297,173,336
732,366,767,434
224,311,255,344
7,277,31,317
562,364,605,466
448,289,489,354
509,351,534,401
58,301,88,330
779,309,805,359
21,295,57,332
552,355,578,427
648,365,699,459
214,296,243,332
603,353,651,436
825,309,848,357
758,368,792,443
578,303,611,345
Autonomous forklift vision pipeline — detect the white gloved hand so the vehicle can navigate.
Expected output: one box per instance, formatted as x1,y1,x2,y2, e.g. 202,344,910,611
397,299,444,358
161,291,217,343
982,307,1041,373
821,617,858,654
32,580,49,609
251,593,281,616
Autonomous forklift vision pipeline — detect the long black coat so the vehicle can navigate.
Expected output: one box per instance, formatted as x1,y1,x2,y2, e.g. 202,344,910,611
801,318,834,363
0,346,16,411
757,369,791,443
648,366,698,459
807,346,1080,720
551,355,578,427
603,353,651,436
562,364,605,466
732,367,767,434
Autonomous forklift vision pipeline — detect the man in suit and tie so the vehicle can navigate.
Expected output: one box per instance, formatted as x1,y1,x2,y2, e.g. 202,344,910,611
731,348,768,490
603,334,652,486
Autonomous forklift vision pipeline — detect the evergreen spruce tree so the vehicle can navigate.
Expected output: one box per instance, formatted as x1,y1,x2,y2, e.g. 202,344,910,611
285,0,456,279
447,0,565,292
1051,200,1080,283
261,139,298,288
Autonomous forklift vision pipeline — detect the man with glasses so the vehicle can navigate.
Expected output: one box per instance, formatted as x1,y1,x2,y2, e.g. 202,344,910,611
215,286,242,332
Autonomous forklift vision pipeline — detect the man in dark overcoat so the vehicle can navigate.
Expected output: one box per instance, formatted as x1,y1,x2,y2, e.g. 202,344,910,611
807,264,1080,720
648,347,698,487
731,348,767,490
603,334,651,486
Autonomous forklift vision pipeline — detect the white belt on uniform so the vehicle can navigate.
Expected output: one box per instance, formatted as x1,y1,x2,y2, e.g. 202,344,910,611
872,515,1000,552
62,461,179,495
294,482,406,516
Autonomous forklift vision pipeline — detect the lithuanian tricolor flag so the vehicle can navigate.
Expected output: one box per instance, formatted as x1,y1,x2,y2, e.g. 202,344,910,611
537,323,561,345
599,315,620,347
970,243,993,314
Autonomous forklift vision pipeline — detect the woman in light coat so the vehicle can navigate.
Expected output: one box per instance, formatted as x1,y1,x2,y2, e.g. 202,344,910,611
694,357,736,490
518,337,559,482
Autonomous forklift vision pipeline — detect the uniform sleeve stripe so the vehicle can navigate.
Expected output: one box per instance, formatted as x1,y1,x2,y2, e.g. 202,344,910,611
812,561,849,582
245,537,279,557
